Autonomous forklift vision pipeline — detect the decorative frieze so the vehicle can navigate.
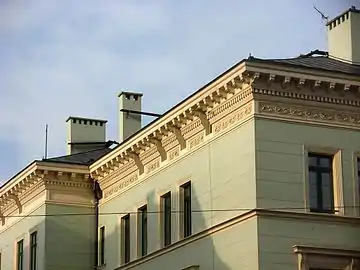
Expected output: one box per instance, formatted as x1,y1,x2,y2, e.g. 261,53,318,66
103,173,138,199
213,103,253,134
188,132,204,150
169,147,180,161
258,102,360,126
146,158,161,174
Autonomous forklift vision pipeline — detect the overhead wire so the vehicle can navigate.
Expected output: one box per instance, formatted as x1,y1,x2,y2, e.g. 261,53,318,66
2,205,359,218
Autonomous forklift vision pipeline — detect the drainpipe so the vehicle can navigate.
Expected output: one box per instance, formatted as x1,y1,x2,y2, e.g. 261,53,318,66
93,180,103,269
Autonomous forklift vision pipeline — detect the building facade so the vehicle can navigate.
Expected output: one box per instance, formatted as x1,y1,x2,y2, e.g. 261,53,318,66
1,6,360,270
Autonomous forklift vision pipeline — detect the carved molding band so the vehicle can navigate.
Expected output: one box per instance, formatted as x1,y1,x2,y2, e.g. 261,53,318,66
259,102,360,126
253,88,360,107
213,103,253,134
103,173,138,199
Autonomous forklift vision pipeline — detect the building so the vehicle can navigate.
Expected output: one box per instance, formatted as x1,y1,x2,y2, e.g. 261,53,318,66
1,6,360,270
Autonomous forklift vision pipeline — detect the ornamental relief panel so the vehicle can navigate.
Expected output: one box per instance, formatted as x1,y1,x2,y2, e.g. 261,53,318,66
146,158,161,174
188,132,204,150
169,146,180,161
103,172,138,199
213,102,253,134
258,102,360,126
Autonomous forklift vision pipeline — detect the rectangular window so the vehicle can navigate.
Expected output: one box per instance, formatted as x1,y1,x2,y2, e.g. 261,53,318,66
138,206,147,257
161,192,172,247
99,226,105,265
121,214,130,264
17,239,24,270
308,154,335,213
181,182,192,237
30,231,37,270
357,158,360,198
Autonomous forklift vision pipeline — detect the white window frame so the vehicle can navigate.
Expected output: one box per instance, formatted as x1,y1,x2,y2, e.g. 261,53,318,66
293,245,360,270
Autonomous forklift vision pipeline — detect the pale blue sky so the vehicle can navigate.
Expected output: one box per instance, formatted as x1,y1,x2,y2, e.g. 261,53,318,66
0,0,355,183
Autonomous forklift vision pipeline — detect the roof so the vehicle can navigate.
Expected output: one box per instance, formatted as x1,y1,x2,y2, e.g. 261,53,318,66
247,52,360,76
42,147,113,165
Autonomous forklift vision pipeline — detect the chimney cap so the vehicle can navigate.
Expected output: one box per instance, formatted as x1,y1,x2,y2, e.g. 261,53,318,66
326,6,360,26
118,91,143,98
66,116,108,124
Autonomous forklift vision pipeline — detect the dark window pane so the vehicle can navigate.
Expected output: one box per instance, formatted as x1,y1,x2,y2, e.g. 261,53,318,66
17,240,23,270
182,183,192,237
162,192,172,246
308,153,334,213
122,215,130,264
139,206,147,256
308,156,318,166
99,227,105,265
30,232,37,270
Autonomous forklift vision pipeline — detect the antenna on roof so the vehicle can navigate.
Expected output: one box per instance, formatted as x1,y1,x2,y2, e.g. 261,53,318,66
43,124,48,159
313,6,328,23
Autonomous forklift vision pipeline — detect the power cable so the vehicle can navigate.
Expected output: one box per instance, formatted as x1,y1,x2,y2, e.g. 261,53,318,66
2,205,359,218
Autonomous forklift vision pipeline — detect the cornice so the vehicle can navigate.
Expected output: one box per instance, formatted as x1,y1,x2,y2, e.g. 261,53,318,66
0,162,91,226
90,63,253,173
245,60,360,85
257,101,360,129
90,63,360,201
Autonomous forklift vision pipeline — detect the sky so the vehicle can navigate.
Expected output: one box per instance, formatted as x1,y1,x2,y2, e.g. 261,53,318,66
0,0,356,183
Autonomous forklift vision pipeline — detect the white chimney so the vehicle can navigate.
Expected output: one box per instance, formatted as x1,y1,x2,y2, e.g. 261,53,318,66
327,6,360,64
118,92,143,142
66,116,107,155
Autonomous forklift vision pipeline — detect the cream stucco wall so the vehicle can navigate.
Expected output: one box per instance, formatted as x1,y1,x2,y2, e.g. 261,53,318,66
255,117,360,269
257,215,360,270
115,216,259,270
0,204,46,270
255,118,360,216
98,119,256,269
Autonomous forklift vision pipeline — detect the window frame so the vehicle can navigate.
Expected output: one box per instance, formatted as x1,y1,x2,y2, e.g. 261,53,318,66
137,205,147,257
161,192,172,247
99,226,105,266
180,182,192,238
293,245,360,270
17,239,24,270
307,153,335,214
121,214,131,264
29,231,37,270
357,157,360,215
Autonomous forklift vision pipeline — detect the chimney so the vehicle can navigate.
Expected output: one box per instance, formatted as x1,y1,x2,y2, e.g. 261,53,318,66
66,116,107,155
118,91,143,142
327,6,360,64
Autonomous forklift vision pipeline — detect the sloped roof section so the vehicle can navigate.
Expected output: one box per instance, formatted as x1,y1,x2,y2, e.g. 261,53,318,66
43,147,113,165
248,53,360,76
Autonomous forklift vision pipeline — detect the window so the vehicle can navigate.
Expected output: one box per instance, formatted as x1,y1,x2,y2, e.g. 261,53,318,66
30,231,37,270
161,192,172,247
181,182,192,238
308,154,335,213
294,245,360,270
17,239,24,270
357,158,360,198
121,214,130,264
99,226,105,265
138,206,147,257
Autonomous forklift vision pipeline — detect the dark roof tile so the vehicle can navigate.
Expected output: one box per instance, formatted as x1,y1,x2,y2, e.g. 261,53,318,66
248,55,360,76
43,147,112,165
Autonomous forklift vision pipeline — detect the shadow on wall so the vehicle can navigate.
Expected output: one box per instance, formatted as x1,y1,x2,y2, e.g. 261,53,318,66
103,187,239,270
44,204,96,270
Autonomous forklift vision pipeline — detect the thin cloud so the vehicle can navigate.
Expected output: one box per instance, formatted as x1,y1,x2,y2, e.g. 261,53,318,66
0,0,351,182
